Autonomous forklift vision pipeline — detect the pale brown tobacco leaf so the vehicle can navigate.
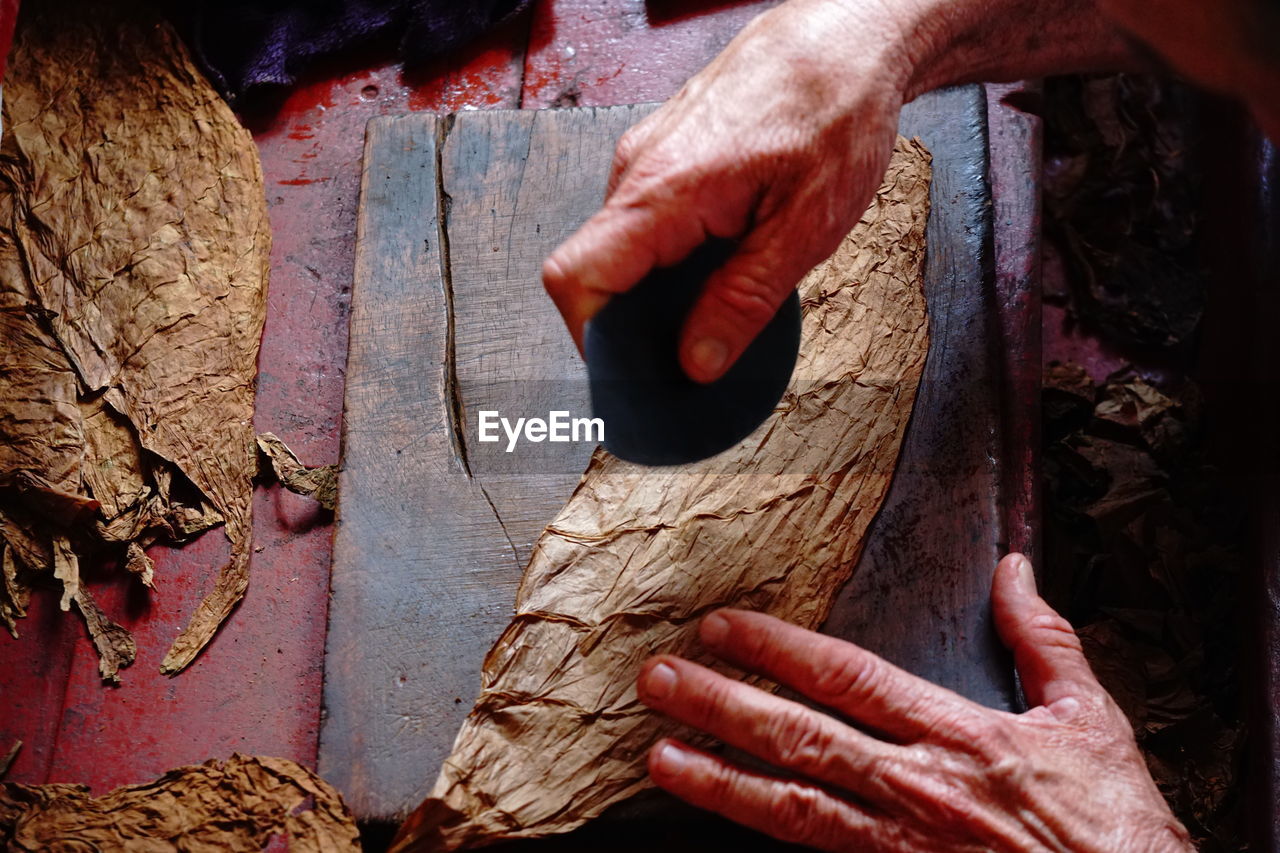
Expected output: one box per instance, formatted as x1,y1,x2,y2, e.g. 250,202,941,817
72,588,137,684
123,542,155,590
393,138,933,851
0,741,19,779
258,433,340,511
50,537,78,614
0,546,27,638
0,0,271,677
0,754,361,851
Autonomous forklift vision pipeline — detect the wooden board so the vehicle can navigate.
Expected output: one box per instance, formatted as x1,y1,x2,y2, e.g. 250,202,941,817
321,91,1018,825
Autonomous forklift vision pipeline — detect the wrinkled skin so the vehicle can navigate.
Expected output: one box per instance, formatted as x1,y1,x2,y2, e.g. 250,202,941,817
543,0,911,381
543,0,1139,381
638,556,1193,851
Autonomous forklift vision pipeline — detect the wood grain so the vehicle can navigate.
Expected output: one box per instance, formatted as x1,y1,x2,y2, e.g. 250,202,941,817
821,88,1017,710
442,105,660,563
323,92,1016,824
320,107,658,818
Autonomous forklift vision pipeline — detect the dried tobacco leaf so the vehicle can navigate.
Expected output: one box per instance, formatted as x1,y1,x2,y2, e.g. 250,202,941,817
258,433,339,511
72,587,138,683
1043,75,1205,350
1043,366,1246,847
393,138,932,851
0,545,26,637
0,742,18,779
0,0,271,677
0,754,360,852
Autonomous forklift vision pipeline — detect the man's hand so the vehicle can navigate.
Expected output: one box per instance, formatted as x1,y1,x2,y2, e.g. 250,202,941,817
636,554,1192,852
543,0,1137,383
542,0,913,383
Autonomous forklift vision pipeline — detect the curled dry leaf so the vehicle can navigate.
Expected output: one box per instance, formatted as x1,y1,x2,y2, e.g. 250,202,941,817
0,754,360,852
258,433,339,511
393,138,932,851
0,0,270,677
0,742,19,779
0,545,27,638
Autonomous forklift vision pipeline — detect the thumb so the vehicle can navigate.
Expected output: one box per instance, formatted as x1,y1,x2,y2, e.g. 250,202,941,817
991,553,1105,710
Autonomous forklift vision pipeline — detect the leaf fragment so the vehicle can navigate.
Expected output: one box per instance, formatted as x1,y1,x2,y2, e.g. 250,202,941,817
257,433,339,511
0,754,361,851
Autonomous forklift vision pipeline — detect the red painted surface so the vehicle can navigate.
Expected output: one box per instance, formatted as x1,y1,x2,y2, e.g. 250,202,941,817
522,0,777,108
0,18,526,790
986,82,1043,565
0,0,18,81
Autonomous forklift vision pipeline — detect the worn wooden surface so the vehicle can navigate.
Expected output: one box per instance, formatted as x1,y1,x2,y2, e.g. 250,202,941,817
322,89,1018,826
986,82,1042,569
320,104,656,819
821,88,1018,710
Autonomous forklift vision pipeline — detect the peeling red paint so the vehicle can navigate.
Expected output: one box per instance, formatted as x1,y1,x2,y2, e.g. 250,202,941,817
522,0,777,108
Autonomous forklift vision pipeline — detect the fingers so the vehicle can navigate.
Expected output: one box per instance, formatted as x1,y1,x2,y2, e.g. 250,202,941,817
637,655,902,798
542,204,704,353
990,553,1104,713
545,114,767,363
648,738,880,852
677,229,813,383
698,609,975,742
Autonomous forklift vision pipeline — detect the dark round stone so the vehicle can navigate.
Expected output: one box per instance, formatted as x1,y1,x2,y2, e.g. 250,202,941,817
585,240,801,467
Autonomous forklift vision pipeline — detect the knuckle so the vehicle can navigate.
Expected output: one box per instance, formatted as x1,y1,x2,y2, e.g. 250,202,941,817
1098,700,1139,742
766,783,827,844
811,648,880,703
541,255,569,294
714,269,783,330
768,708,832,771
697,675,738,727
947,710,1012,755
614,127,643,164
609,150,683,207
706,758,743,804
1026,613,1084,655
733,615,777,669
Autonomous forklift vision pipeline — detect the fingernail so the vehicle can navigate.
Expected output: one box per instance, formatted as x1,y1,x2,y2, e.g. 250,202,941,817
700,611,729,647
654,742,687,776
644,662,677,699
1013,554,1036,594
689,338,729,377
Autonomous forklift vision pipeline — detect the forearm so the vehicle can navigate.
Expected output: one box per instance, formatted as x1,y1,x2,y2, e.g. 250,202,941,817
880,0,1277,137
900,0,1141,97
815,0,1143,101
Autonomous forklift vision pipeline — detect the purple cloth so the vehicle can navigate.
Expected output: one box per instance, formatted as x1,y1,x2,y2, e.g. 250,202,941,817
172,0,532,102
